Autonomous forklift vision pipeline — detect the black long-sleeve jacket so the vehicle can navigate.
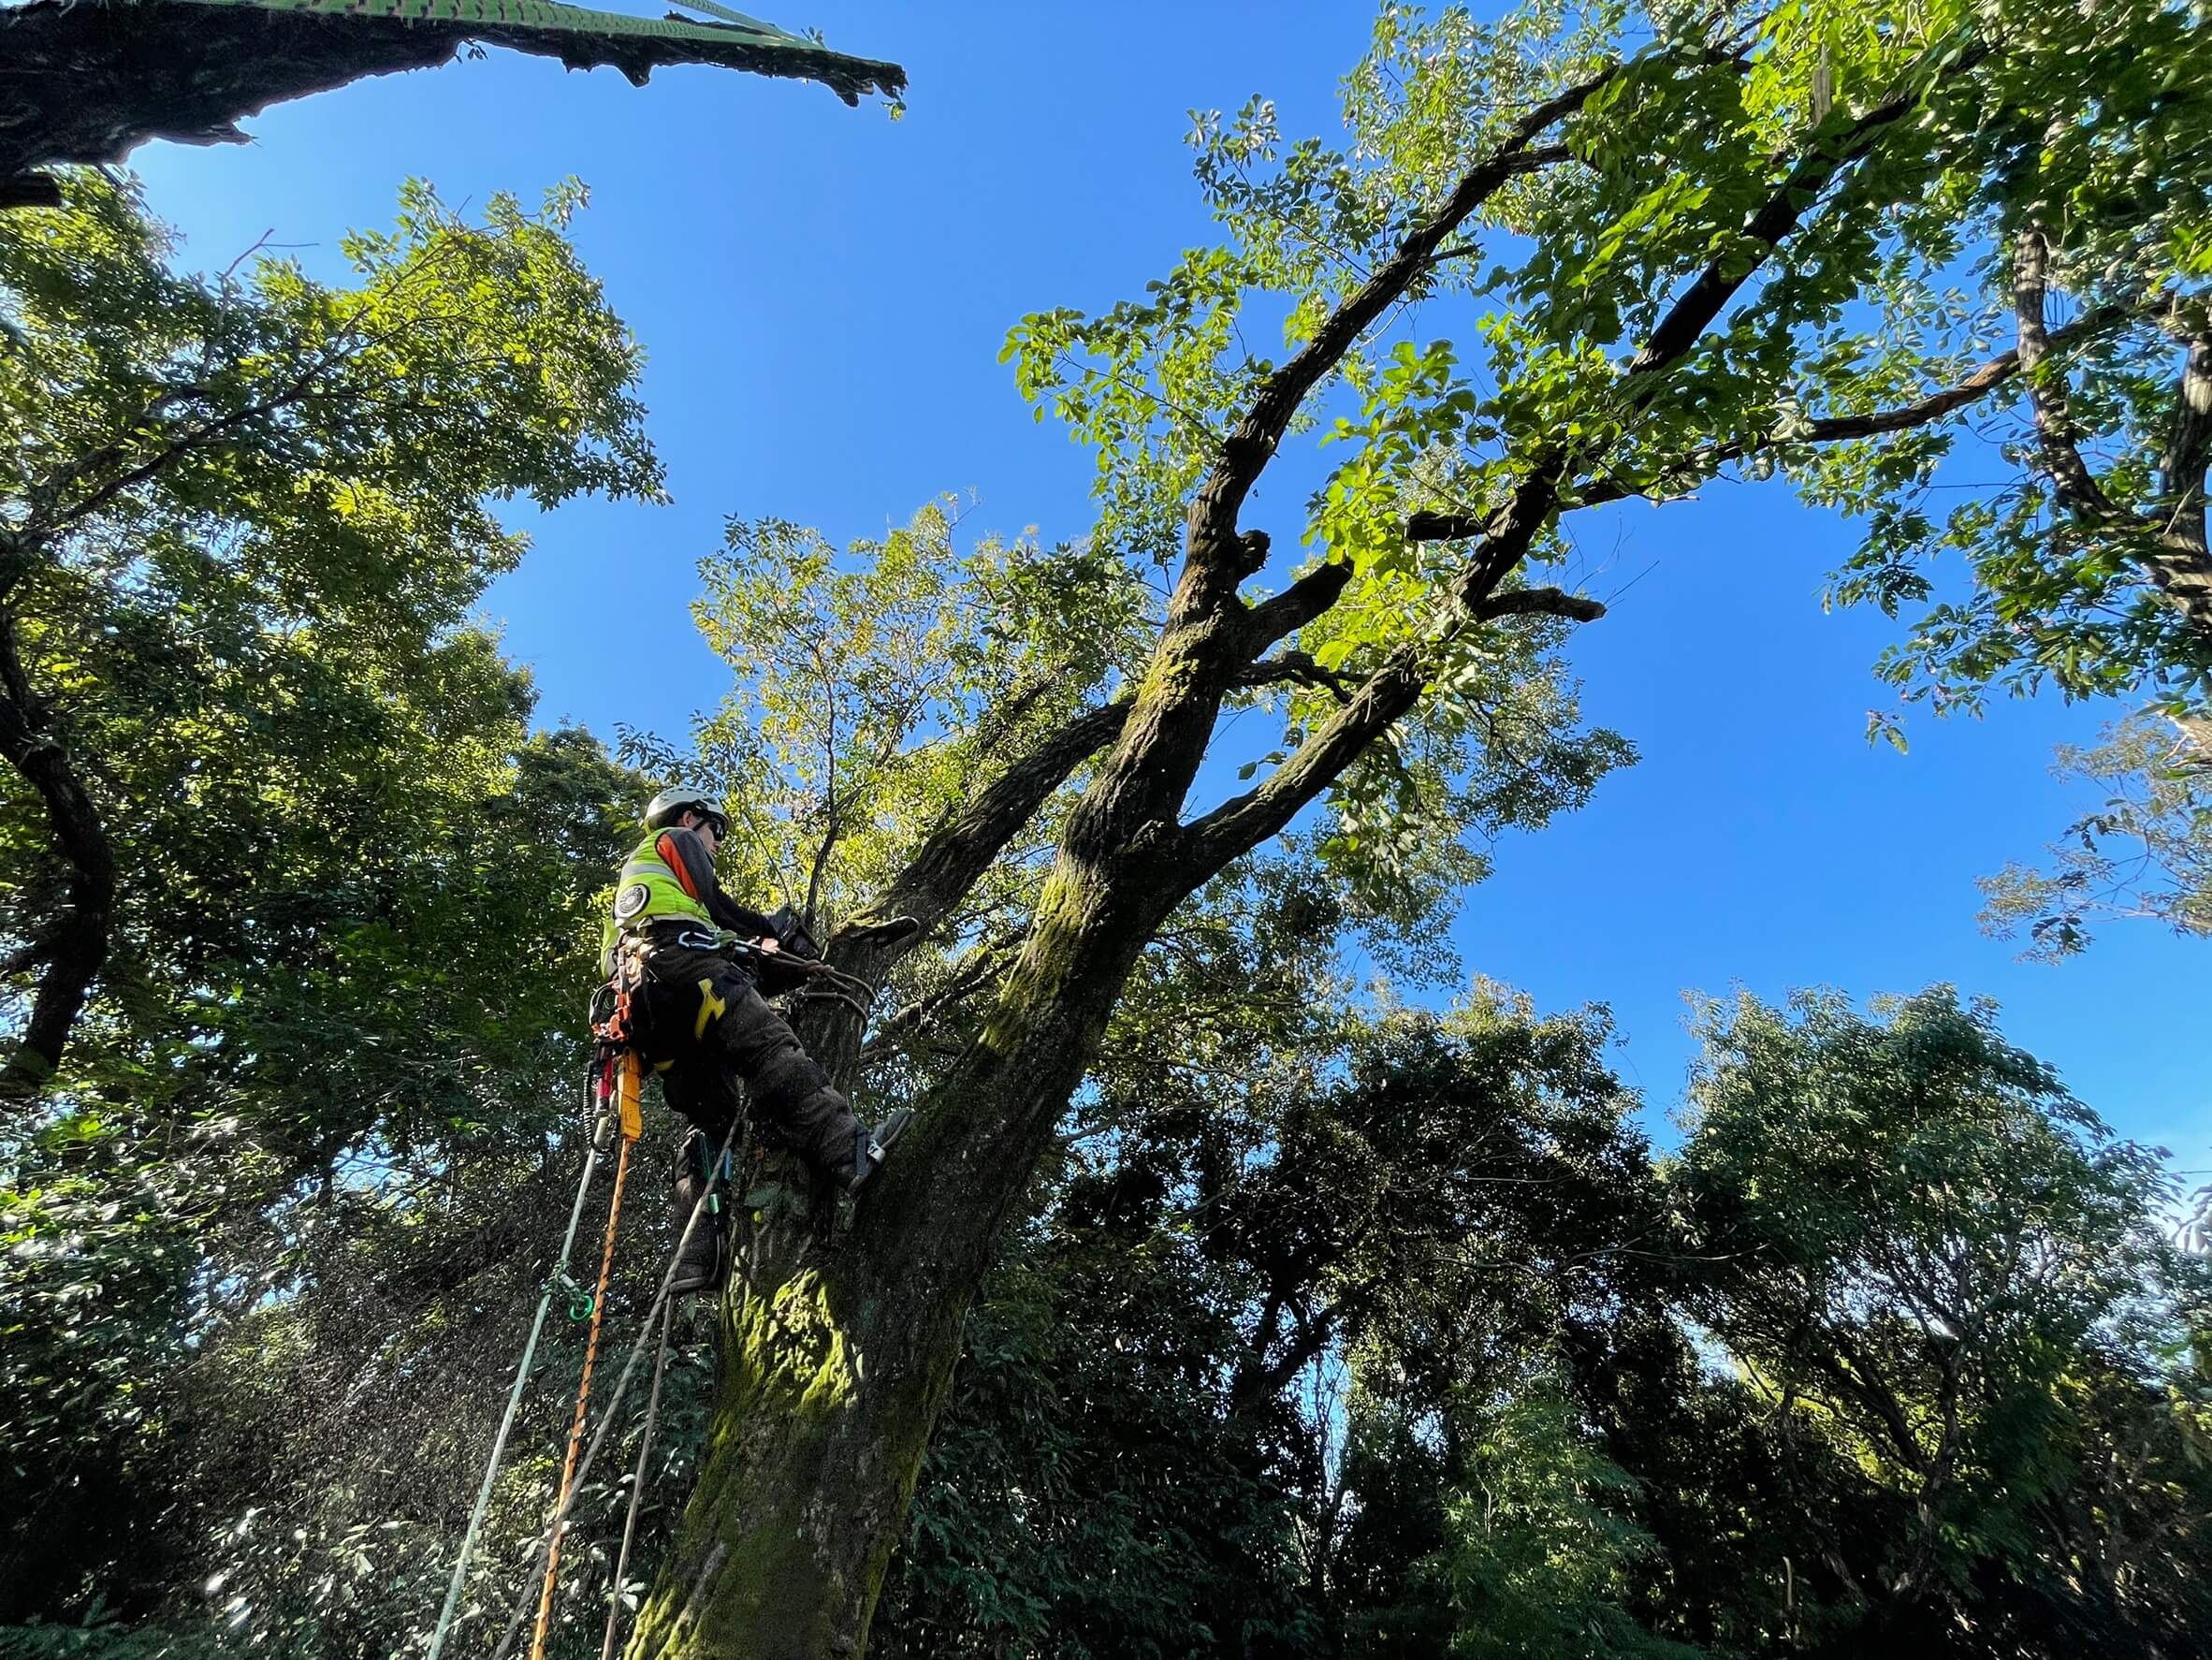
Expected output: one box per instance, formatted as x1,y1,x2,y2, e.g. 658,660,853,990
650,825,778,940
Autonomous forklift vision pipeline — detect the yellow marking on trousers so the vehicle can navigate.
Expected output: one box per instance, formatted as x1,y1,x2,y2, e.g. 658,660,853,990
694,978,728,1041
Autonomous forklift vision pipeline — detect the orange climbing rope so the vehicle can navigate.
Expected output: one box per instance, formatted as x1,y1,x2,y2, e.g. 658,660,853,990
528,1051,644,1660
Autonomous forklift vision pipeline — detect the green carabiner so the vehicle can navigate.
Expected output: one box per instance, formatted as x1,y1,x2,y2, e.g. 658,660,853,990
554,1271,595,1323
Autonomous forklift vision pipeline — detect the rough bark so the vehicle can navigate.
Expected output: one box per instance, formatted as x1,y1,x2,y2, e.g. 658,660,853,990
2159,334,2211,565
2156,335,2212,764
620,36,1939,1660
0,601,116,1100
2016,229,2212,656
0,0,904,206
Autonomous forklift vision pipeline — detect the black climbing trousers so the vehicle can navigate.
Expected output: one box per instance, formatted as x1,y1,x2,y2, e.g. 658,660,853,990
621,933,859,1179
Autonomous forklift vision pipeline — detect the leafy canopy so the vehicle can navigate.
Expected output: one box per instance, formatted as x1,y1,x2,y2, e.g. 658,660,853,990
1010,0,2212,743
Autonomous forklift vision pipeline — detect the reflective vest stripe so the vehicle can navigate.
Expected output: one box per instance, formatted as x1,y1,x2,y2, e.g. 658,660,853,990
610,832,712,929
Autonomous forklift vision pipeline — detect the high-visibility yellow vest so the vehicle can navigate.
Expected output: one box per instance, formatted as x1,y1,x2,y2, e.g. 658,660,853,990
601,831,712,968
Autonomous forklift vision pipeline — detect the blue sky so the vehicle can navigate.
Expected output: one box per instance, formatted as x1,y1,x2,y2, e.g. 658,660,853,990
128,0,2208,1166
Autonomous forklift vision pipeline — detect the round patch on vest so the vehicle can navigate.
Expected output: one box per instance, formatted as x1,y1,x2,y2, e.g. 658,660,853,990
614,881,652,922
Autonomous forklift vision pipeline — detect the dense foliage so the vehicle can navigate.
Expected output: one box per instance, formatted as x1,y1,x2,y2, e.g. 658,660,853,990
856,983,2212,1660
4,0,2211,1653
0,172,665,1643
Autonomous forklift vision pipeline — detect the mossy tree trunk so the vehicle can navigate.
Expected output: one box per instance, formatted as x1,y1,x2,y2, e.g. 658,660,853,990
624,570,1314,1660
621,33,1971,1656
618,70,1638,1660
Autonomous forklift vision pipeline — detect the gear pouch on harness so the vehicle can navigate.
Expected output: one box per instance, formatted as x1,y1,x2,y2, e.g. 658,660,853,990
593,934,662,1053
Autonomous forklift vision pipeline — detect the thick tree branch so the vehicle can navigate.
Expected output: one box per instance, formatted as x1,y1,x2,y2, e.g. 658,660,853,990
808,630,1408,1073
2161,334,2212,561
796,692,1138,1082
1231,1303,1341,1417
1180,65,1623,599
863,698,1132,939
1472,586,1608,623
1798,329,2107,444
1241,560,1355,657
1168,649,1425,884
2016,228,2212,654
1404,507,1493,544
0,610,114,1099
1172,583,1608,881
1460,305,2144,519
2015,227,2125,521
1628,62,1974,388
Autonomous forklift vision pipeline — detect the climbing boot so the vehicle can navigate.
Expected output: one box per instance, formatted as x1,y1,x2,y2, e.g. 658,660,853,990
669,1141,727,1297
845,1107,914,1194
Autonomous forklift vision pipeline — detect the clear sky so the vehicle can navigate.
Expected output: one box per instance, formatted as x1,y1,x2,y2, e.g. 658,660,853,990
127,0,2208,1167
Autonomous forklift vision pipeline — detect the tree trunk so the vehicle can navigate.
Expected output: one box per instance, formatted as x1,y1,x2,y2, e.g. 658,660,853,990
624,902,1163,1659
627,567,1258,1656
617,51,1652,1656
0,605,116,1099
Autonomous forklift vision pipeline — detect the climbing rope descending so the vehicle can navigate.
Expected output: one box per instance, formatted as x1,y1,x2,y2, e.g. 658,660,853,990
599,1296,677,1660
485,1108,747,1660
528,1052,642,1660
425,1083,614,1660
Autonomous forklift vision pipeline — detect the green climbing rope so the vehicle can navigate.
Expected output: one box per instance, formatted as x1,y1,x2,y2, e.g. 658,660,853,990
484,1111,745,1660
425,1112,613,1660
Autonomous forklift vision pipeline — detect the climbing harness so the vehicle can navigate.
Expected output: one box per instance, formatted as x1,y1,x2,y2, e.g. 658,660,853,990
594,942,647,1051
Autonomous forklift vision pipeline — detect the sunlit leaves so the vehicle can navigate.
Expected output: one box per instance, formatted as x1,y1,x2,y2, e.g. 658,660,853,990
1977,709,2212,956
1312,338,1480,578
1004,245,1261,565
0,173,664,1630
674,500,1152,939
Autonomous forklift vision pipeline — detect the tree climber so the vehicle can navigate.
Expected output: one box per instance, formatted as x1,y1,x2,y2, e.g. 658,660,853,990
601,787,912,1293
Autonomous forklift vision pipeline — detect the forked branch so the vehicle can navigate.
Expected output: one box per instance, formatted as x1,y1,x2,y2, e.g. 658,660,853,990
1181,40,1965,892
1182,63,1624,599
2016,228,2212,648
